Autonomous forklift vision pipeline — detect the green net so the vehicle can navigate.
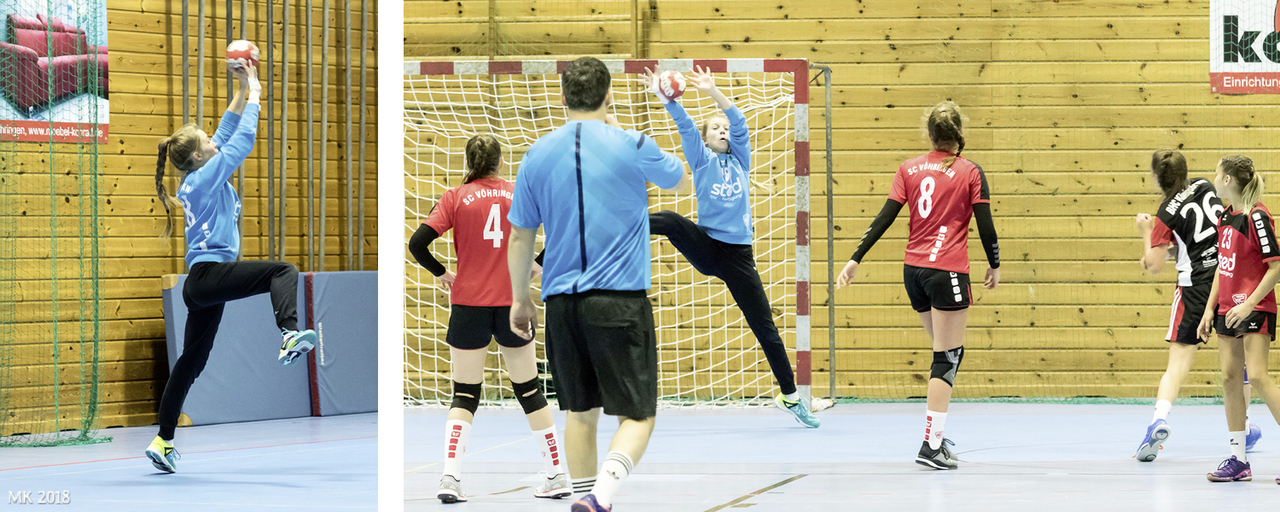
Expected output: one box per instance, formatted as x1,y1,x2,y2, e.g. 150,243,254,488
0,0,108,447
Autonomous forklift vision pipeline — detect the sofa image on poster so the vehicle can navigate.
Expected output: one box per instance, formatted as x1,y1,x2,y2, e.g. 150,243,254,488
0,0,107,140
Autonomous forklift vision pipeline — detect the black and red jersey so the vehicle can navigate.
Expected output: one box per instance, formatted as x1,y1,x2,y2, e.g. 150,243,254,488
1216,203,1280,314
888,151,990,274
1150,178,1224,287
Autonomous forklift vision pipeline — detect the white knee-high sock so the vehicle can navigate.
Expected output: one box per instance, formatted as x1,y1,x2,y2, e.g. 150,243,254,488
926,410,947,450
1153,399,1172,422
1229,430,1248,462
533,426,566,477
442,420,471,479
590,451,634,507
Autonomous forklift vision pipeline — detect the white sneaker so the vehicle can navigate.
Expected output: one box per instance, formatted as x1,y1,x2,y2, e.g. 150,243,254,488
534,472,571,499
438,475,467,503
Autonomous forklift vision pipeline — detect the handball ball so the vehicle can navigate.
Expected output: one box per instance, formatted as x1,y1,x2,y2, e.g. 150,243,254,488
226,40,260,69
657,70,686,101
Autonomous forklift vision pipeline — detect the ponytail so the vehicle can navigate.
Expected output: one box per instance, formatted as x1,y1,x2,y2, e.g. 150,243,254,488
924,101,966,169
1242,171,1265,208
156,124,202,239
463,134,503,184
156,138,177,239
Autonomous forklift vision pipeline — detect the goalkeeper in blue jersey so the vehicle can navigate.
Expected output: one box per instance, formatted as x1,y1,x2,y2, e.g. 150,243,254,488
645,66,821,428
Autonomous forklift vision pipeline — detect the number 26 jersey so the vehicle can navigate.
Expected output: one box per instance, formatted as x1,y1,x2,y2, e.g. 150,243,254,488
424,177,515,307
889,151,991,274
1149,178,1223,287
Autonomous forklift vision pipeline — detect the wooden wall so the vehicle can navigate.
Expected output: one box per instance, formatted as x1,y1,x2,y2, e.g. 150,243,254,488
405,0,1280,400
1,0,379,437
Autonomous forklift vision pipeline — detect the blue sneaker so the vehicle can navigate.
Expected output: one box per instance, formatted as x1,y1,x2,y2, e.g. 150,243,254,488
144,435,180,473
775,394,820,428
279,329,317,365
1135,419,1171,462
571,493,611,512
1207,455,1252,482
1246,423,1262,452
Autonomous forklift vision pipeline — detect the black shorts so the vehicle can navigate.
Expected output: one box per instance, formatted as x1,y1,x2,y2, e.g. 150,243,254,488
1214,310,1277,341
903,265,971,313
445,304,532,350
544,290,657,419
1166,285,1210,345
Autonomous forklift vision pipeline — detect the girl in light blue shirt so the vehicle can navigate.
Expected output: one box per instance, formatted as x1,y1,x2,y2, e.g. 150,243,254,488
143,59,317,474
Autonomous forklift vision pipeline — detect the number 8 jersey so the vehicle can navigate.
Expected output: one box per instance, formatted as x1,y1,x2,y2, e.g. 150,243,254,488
424,177,516,307
1149,178,1223,287
889,151,991,274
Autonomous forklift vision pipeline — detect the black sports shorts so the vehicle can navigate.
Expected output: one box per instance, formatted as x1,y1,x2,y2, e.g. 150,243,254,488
544,289,657,419
445,304,532,350
904,264,971,313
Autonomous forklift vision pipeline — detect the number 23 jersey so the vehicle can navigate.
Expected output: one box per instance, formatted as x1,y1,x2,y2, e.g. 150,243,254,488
889,151,990,274
1216,203,1280,315
1149,178,1223,287
424,177,515,307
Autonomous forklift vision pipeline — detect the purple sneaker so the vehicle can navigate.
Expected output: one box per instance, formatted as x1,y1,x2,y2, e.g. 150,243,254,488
1246,423,1262,452
1207,456,1252,482
1135,419,1170,462
571,493,611,512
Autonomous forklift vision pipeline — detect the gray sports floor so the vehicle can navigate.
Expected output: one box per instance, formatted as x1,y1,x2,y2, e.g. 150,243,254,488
405,403,1280,511
0,413,377,511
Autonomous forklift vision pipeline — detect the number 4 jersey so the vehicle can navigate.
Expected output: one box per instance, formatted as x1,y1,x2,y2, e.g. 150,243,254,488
424,177,515,307
889,151,991,274
1150,178,1223,287
1215,203,1280,315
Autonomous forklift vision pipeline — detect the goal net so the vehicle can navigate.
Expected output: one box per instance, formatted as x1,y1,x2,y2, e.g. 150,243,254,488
403,59,813,408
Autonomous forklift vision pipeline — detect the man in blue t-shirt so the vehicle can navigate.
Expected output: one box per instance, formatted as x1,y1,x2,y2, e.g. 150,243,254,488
507,57,686,512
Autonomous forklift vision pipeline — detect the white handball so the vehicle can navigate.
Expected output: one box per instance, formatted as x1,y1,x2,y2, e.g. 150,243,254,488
226,40,260,69
657,70,686,101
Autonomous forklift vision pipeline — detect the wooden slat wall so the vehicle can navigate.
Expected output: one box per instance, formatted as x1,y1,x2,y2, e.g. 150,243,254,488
403,0,1280,400
1,0,379,437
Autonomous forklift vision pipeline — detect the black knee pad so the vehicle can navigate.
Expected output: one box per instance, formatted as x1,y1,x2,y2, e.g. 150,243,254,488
451,381,482,414
930,346,964,387
512,378,549,415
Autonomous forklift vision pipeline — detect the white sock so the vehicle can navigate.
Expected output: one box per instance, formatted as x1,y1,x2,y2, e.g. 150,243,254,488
590,451,634,507
442,419,471,479
1153,399,1172,422
1229,430,1248,462
533,426,565,476
784,392,799,402
571,476,596,494
926,410,947,450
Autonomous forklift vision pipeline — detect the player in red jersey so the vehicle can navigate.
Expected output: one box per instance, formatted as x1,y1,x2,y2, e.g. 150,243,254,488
407,134,569,503
1196,155,1280,483
835,101,1000,470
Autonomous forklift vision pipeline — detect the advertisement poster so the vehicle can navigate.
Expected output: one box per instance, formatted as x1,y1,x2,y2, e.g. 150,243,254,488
0,0,107,142
1211,0,1280,94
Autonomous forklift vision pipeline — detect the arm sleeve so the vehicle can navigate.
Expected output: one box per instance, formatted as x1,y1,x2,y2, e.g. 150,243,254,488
973,202,1001,269
635,133,685,189
1253,208,1280,263
210,109,242,147
209,103,260,183
407,224,448,277
663,100,710,172
1149,217,1174,248
850,199,904,263
507,157,541,230
724,105,751,170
